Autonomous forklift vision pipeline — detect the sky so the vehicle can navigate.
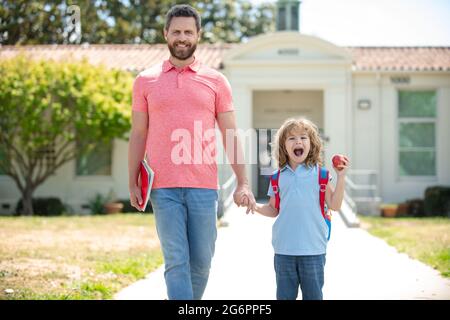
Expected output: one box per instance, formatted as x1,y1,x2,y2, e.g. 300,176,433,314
250,0,450,46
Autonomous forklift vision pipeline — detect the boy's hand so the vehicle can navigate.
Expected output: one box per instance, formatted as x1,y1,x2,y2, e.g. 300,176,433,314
333,155,350,176
240,194,254,214
234,183,256,213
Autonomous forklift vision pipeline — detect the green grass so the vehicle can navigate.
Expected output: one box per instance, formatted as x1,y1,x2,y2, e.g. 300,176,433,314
0,214,163,300
359,216,450,277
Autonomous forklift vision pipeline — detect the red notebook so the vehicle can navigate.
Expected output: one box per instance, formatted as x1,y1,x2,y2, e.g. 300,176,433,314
139,159,154,212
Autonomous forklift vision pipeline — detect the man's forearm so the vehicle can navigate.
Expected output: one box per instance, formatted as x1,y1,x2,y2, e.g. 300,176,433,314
224,133,248,185
128,131,147,188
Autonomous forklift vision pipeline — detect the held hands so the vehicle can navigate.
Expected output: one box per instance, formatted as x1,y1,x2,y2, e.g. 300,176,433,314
233,184,256,214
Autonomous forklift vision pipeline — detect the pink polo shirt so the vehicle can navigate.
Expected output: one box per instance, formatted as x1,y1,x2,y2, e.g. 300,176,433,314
132,58,234,189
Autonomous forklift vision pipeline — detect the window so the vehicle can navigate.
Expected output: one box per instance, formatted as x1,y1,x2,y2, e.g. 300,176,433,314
398,91,436,177
76,140,113,176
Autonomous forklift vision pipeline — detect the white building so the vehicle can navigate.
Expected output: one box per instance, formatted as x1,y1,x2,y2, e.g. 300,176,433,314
1,4,449,215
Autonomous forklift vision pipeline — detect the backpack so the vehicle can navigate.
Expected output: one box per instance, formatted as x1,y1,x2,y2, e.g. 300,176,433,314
270,165,332,240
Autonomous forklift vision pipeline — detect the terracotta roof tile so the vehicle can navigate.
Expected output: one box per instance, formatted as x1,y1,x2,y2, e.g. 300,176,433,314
1,44,449,72
346,47,450,71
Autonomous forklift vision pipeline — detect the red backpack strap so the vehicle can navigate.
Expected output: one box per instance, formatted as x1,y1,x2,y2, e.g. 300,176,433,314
270,169,281,212
318,166,329,220
318,165,331,240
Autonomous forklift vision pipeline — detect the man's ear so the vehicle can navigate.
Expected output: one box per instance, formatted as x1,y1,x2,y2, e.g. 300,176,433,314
163,28,168,41
197,28,202,41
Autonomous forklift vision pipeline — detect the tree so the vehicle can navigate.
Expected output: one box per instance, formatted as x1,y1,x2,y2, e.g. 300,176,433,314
0,0,276,45
0,56,133,215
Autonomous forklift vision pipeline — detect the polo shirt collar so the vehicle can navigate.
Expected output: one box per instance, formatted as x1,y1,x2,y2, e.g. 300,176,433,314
162,57,200,73
283,163,310,173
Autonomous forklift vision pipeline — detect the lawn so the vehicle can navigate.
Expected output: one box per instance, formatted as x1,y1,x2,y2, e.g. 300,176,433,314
0,214,163,300
358,216,450,278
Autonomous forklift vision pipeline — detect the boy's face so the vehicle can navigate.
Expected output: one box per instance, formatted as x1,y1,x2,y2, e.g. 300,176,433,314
284,128,311,165
164,17,201,61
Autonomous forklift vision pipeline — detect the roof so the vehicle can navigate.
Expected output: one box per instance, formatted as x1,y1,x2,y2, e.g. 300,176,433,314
347,47,450,72
1,43,449,72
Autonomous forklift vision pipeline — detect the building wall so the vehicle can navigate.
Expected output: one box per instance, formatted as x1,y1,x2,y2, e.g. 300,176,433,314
352,72,450,203
225,64,351,196
0,138,129,214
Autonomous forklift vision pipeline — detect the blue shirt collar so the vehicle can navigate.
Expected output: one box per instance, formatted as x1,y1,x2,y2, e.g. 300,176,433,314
282,163,315,174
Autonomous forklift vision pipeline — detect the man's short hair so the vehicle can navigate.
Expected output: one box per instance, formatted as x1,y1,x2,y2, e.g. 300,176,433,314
165,4,201,31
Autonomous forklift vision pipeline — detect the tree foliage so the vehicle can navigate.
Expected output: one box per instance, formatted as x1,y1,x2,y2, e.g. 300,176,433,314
0,56,132,215
0,0,276,45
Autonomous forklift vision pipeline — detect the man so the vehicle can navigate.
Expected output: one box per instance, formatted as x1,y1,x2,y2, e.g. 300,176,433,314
128,4,256,300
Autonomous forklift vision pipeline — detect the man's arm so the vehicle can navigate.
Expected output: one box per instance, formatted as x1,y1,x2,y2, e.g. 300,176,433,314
128,111,148,210
216,111,256,211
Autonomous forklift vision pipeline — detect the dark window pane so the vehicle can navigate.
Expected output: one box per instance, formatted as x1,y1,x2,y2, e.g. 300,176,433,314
290,5,299,30
398,91,436,118
0,147,5,175
76,141,112,176
399,151,435,176
277,7,286,30
399,123,435,148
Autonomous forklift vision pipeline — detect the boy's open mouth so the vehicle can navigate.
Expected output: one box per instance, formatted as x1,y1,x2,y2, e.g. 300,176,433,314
293,147,304,157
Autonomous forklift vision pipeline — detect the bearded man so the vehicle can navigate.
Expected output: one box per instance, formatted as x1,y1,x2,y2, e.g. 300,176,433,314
128,4,256,300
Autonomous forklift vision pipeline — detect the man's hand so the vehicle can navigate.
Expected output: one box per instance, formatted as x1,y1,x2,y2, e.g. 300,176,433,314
233,183,256,214
129,184,143,211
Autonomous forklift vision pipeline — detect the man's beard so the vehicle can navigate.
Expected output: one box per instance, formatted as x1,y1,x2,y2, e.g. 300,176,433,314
168,41,197,60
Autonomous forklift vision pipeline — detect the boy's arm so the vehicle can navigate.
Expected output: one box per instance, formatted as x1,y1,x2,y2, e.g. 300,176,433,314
254,196,279,218
325,176,345,211
326,158,349,211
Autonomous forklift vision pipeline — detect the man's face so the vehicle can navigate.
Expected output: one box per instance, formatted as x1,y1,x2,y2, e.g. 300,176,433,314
164,17,200,61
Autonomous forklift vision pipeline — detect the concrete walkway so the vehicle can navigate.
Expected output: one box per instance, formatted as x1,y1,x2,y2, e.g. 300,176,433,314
114,204,450,300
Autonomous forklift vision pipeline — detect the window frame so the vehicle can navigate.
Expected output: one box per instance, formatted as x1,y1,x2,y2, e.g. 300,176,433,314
74,139,114,179
396,89,438,181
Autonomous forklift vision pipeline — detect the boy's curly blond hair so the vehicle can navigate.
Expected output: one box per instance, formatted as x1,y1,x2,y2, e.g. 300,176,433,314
272,118,323,169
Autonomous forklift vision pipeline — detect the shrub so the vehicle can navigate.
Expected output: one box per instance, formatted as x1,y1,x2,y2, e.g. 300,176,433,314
119,199,153,214
405,198,425,217
15,197,65,216
424,186,450,217
87,193,107,215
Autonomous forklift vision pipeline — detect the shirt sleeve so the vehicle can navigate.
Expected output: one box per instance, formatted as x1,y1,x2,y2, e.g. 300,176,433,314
267,180,275,197
215,73,234,114
132,75,148,112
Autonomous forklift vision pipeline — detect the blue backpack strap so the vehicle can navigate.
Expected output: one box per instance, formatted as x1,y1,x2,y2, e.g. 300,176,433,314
318,166,331,240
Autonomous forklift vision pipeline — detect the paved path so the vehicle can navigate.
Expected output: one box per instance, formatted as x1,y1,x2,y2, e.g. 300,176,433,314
115,205,450,300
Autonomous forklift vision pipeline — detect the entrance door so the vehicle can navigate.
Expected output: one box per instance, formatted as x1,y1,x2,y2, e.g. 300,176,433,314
256,129,277,199
253,90,325,199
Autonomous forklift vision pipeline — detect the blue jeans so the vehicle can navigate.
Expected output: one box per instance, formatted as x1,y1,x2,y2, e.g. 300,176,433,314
150,188,218,300
274,254,326,300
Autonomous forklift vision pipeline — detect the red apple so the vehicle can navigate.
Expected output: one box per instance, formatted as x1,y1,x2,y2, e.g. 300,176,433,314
332,154,346,169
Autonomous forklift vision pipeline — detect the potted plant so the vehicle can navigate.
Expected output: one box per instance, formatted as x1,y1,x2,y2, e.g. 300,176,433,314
380,203,398,218
103,190,124,214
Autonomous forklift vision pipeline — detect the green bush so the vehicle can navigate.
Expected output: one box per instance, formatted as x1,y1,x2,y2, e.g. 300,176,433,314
424,186,450,217
15,198,66,216
405,198,425,217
